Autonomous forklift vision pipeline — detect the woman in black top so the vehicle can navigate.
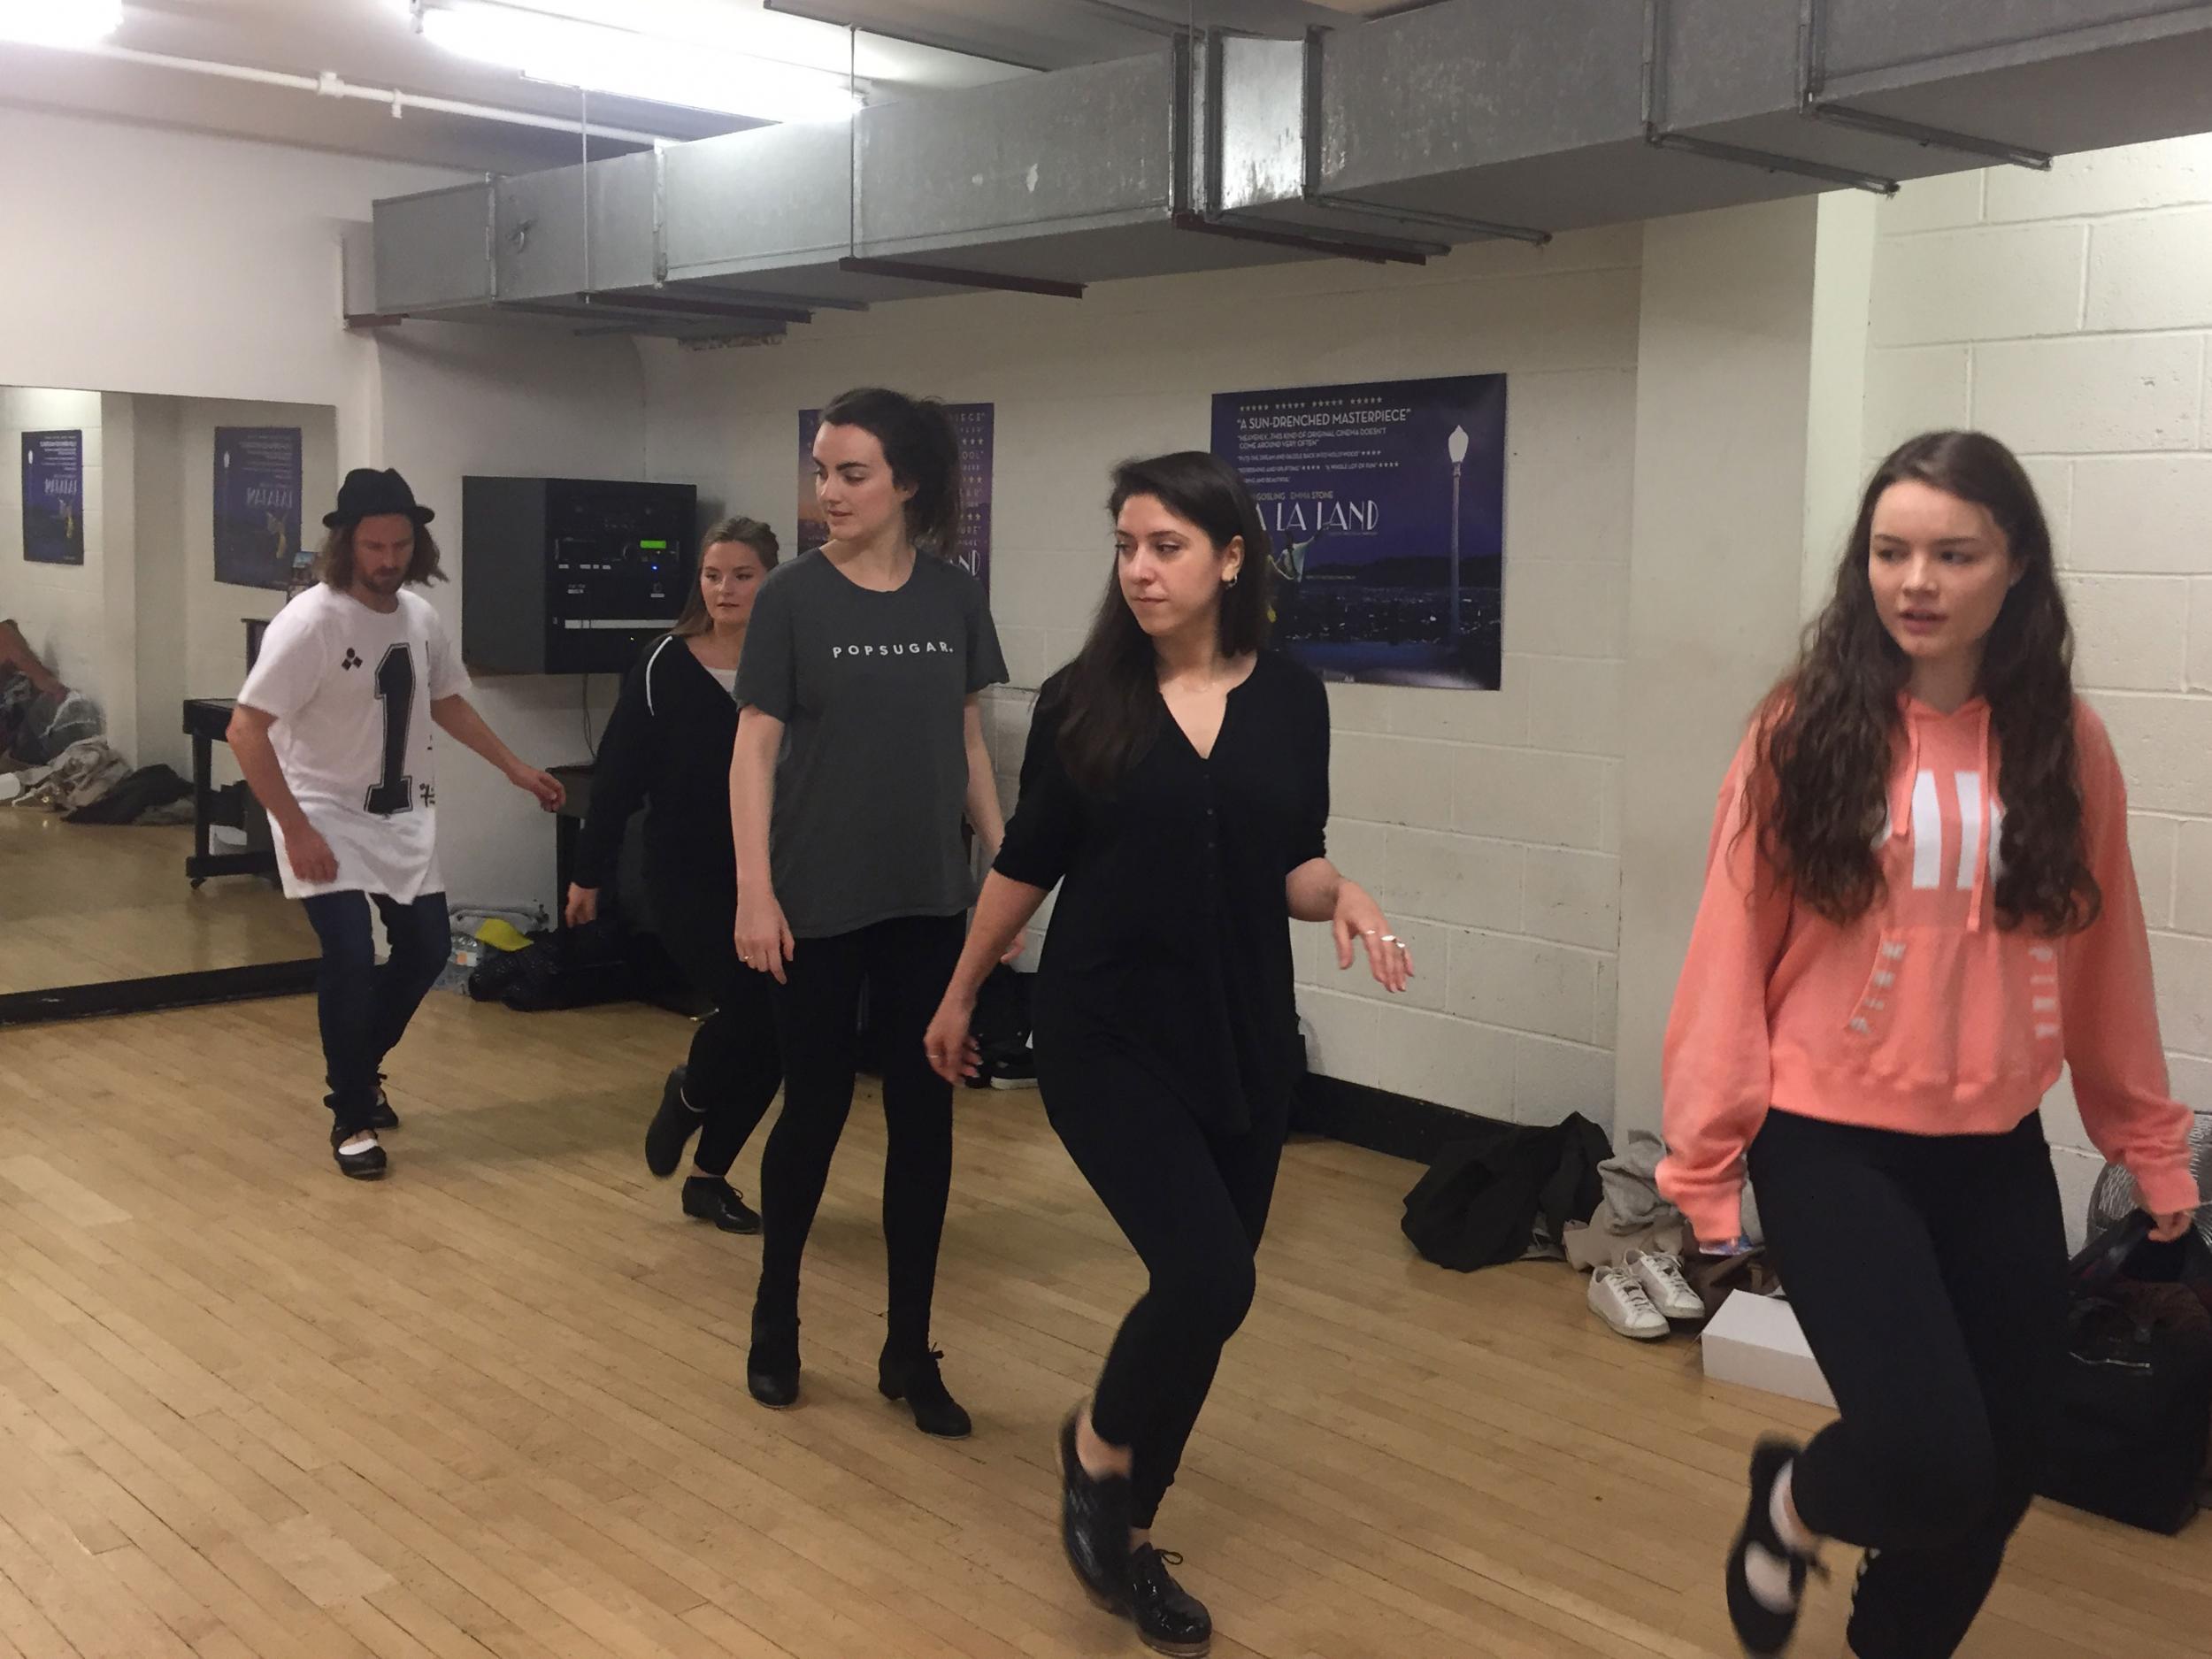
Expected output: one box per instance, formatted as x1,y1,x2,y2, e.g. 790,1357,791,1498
565,518,783,1233
731,388,1007,1439
925,452,1410,1658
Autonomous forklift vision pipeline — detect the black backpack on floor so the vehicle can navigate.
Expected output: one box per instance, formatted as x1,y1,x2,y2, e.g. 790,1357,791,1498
1401,1112,1612,1271
469,922,641,1011
2037,1215,2212,1534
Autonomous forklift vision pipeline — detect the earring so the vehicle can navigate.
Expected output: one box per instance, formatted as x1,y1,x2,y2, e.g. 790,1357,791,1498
1225,572,1240,588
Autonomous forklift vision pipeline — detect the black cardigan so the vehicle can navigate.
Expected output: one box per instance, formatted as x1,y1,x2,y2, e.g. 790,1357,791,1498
995,649,1330,1133
573,634,739,897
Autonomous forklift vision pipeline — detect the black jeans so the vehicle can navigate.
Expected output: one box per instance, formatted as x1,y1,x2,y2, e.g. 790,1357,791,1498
752,913,964,1356
1047,1056,1288,1529
1747,1109,2068,1659
300,889,450,1130
651,873,781,1179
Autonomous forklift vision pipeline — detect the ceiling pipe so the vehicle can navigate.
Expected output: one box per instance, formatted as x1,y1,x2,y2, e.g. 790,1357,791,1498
73,42,679,145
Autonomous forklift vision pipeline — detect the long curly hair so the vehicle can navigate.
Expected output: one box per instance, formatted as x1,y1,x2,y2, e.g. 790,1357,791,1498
1748,430,2098,934
318,521,445,589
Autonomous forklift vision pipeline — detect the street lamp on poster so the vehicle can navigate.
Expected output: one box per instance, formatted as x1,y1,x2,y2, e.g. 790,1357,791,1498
1446,425,1471,645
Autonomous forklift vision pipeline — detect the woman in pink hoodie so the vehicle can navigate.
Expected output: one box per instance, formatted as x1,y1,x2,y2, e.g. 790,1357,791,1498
1658,430,2198,1659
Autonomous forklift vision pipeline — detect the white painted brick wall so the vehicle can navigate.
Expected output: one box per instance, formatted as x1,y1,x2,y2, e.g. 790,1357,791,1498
1863,345,1971,456
2071,457,2212,573
642,227,1642,1129
2085,207,2212,331
1445,930,1602,1047
1985,134,2212,222
2097,693,2212,817
1878,167,1985,236
2179,818,2212,936
2153,933,2212,1056
1522,849,1622,950
1872,137,2212,1233
2177,1055,2212,1115
1971,335,2203,453
2131,812,2179,928
1449,745,1614,849
1870,223,2086,347
1372,673,1529,748
1371,1004,1515,1119
2062,575,2193,691
2192,577,2212,689
1384,827,1524,932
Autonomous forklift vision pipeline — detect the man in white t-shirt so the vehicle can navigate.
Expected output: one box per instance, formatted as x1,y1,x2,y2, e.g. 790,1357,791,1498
229,468,565,1179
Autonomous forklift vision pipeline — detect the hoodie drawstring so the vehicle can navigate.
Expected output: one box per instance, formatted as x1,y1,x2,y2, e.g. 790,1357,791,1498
1893,716,1922,857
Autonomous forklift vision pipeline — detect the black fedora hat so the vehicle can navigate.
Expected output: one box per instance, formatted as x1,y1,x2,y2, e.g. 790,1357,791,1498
324,467,435,529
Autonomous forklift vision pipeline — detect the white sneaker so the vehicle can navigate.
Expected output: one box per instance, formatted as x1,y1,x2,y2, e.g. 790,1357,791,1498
1588,1265,1669,1340
1625,1249,1704,1322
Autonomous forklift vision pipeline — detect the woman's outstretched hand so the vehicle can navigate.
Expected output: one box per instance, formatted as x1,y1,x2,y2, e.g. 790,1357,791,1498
1331,880,1412,995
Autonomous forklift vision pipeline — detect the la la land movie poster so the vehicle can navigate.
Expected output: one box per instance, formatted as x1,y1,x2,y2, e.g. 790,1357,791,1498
1211,374,1505,690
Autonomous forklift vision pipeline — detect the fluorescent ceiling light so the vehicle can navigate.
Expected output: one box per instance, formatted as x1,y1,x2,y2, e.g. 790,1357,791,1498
418,2,863,124
0,0,124,48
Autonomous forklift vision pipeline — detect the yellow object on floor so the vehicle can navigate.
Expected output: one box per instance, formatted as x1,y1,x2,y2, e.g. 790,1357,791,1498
474,918,532,954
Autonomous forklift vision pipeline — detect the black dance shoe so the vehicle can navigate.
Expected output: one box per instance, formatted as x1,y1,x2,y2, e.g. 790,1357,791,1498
747,1310,800,1409
681,1176,760,1233
330,1122,388,1181
1057,1408,1133,1612
878,1345,972,1439
1127,1544,1211,1657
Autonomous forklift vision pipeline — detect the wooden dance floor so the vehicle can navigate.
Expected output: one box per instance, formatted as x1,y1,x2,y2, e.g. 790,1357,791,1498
0,994,2205,1659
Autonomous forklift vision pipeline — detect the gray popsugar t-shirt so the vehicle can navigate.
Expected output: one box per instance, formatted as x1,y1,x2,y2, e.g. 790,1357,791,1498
736,549,1007,938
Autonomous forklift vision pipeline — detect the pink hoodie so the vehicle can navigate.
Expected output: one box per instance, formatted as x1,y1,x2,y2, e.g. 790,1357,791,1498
1658,696,2197,1245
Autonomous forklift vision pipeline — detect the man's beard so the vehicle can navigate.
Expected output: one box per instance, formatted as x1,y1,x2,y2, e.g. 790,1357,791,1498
362,569,404,594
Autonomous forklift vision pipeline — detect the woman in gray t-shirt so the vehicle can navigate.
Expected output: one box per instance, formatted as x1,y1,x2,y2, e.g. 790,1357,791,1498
731,387,1007,1437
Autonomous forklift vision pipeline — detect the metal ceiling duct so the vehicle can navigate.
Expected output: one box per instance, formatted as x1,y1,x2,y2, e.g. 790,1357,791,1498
666,49,1276,303
765,0,1358,74
1210,0,2212,239
370,42,1302,336
369,0,2212,337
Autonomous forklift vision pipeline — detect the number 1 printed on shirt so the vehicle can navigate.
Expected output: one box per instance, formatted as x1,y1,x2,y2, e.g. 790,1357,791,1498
364,644,416,818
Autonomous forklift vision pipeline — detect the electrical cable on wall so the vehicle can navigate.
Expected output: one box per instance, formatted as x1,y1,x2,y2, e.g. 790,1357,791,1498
581,672,597,761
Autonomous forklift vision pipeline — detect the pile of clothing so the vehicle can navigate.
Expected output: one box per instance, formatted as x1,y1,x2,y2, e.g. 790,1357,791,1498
0,669,103,768
3,733,193,826
1399,1115,1725,1343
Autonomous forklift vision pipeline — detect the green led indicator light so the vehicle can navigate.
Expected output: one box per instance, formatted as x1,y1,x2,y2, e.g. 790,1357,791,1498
639,539,670,549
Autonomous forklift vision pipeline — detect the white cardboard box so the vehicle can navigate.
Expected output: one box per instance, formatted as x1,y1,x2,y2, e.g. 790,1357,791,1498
1701,1290,1836,1409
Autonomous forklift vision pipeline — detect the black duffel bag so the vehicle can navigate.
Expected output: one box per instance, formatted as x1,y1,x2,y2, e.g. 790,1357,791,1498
2037,1212,2212,1535
468,920,641,1011
1401,1112,1612,1271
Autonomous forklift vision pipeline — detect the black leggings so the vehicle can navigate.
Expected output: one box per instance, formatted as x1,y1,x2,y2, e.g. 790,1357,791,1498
753,913,964,1356
301,888,450,1128
1747,1109,2068,1659
1047,1054,1287,1530
650,875,780,1179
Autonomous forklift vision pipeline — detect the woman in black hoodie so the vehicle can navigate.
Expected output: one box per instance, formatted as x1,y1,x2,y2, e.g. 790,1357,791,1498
566,518,784,1232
